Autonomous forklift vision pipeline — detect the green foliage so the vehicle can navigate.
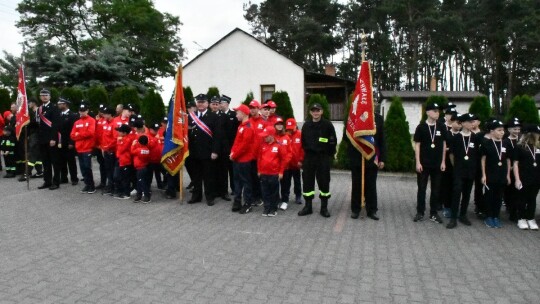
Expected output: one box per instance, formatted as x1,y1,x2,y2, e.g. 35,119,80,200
141,90,165,126
183,86,193,105
271,91,294,120
242,91,254,106
0,88,11,113
206,87,220,100
306,94,330,120
60,87,85,110
421,95,449,122
86,86,109,113
335,93,354,170
33,87,60,104
506,95,540,124
111,87,141,112
469,95,492,128
384,97,414,172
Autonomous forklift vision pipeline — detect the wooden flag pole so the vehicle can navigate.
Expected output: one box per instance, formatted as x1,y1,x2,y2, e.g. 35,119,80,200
179,167,184,204
360,30,367,218
25,127,29,190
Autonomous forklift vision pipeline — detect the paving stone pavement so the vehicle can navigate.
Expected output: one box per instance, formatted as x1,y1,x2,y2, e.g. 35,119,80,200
0,170,539,304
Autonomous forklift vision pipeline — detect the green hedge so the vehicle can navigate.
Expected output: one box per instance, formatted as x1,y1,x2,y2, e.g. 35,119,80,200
206,86,220,100
141,89,165,125
86,85,109,113
469,95,492,129
506,95,540,124
306,94,330,120
60,87,85,110
0,88,11,113
384,96,414,172
272,90,294,120
111,86,141,112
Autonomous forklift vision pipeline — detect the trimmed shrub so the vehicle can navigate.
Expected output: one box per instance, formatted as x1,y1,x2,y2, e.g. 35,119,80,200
60,87,85,110
469,95,492,129
384,96,415,172
141,89,165,125
111,86,141,113
206,86,220,100
335,93,353,170
86,85,109,113
0,88,11,113
506,95,540,124
306,94,330,121
271,90,294,120
183,86,193,105
242,91,254,106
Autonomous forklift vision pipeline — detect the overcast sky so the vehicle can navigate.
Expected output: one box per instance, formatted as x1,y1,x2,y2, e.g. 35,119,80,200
0,0,258,99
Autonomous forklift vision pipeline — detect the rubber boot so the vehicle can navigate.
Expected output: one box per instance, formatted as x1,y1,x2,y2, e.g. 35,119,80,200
232,200,242,212
320,198,330,218
298,198,313,216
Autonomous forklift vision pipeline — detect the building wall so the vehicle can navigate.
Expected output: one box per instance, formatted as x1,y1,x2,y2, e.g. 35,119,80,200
183,30,306,121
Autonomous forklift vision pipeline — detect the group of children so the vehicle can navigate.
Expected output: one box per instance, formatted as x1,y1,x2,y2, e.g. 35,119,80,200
415,102,540,230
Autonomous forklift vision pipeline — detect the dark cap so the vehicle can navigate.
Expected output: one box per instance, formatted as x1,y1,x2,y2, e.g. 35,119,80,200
195,94,208,101
57,97,71,105
162,116,168,122
523,124,540,134
310,103,323,110
486,119,504,131
133,119,144,129
425,103,442,111
116,124,131,134
125,104,135,111
505,117,521,128
220,95,231,103
450,112,459,121
210,96,220,103
445,107,457,115
102,107,115,116
187,101,196,108
99,104,105,110
458,113,475,123
445,102,457,109
39,88,50,96
150,123,160,131
78,104,89,112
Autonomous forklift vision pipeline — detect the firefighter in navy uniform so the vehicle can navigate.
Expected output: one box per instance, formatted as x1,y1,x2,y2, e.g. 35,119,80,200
187,94,223,206
347,113,386,220
17,98,43,181
57,98,79,185
298,103,337,218
37,89,61,190
217,94,239,199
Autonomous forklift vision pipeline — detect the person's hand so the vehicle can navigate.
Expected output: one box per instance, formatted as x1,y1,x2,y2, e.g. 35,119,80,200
49,140,56,147
416,163,423,173
378,162,385,170
507,175,511,186
68,144,74,149
211,153,218,160
515,180,522,190
257,173,261,177
298,162,302,168
440,163,446,172
278,174,283,180
481,176,487,185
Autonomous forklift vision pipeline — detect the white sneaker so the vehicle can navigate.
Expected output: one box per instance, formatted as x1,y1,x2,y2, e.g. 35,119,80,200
130,189,137,196
517,219,529,230
527,219,538,230
279,202,288,210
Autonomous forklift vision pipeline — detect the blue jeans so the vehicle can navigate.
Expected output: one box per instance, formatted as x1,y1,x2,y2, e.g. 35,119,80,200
233,161,253,206
260,174,280,213
136,167,150,197
78,152,94,188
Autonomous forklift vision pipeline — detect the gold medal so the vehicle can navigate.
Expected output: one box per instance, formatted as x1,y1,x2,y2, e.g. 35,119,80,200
464,156,469,160
431,144,435,148
498,162,502,166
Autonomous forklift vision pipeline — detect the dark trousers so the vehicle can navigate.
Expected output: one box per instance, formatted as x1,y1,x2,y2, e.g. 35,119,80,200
136,167,150,197
439,168,453,209
215,157,231,196
261,174,280,213
517,184,540,220
302,153,331,200
166,172,179,197
93,148,106,185
103,151,116,188
3,154,16,174
233,161,253,205
504,175,518,220
474,170,485,213
150,163,164,189
485,183,505,219
114,165,131,196
281,168,301,203
40,143,60,186
185,156,194,182
450,177,474,218
191,158,215,200
250,160,262,201
59,147,78,182
351,161,378,215
78,152,94,188
416,167,441,216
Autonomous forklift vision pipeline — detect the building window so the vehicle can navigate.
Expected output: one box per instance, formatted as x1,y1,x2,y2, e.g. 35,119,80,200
261,85,275,102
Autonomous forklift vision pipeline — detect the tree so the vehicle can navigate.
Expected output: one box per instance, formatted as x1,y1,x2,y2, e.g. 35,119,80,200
506,95,540,124
271,91,294,119
141,90,165,125
86,85,109,113
335,93,354,170
111,86,141,112
384,97,414,172
306,94,330,120
0,88,11,113
206,87,220,100
469,95,492,128
421,95,449,122
60,87,85,110
183,86,193,105
242,91,254,106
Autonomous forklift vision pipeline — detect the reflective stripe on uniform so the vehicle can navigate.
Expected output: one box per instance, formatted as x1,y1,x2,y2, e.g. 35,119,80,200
35,161,43,165
303,191,315,197
320,191,331,197
318,137,328,143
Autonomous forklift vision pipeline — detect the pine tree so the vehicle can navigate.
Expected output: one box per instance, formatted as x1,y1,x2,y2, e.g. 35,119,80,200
384,97,414,172
242,91,254,106
206,87,220,100
0,88,11,113
111,87,141,112
335,93,354,170
271,91,294,120
306,94,330,121
141,89,165,125
421,95,449,122
183,86,193,105
86,86,109,113
506,95,540,124
60,87,84,110
469,95,492,128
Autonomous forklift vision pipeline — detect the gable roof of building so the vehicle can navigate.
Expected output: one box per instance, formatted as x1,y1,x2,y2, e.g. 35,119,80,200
183,28,305,70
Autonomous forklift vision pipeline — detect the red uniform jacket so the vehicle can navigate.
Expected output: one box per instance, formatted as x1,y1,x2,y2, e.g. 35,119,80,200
95,117,107,148
112,116,130,132
70,115,96,153
287,130,304,169
230,120,256,163
101,119,117,152
116,134,133,167
274,133,292,168
257,139,288,175
148,133,163,164
131,140,150,170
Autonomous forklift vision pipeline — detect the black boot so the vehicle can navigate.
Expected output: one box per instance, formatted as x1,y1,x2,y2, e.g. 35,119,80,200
232,200,242,212
298,198,313,216
320,198,330,218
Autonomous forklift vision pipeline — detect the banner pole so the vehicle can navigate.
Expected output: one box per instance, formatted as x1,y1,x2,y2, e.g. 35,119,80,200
360,156,366,218
179,167,183,203
25,127,29,190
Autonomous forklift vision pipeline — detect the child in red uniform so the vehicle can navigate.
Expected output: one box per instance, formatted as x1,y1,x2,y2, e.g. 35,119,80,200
148,123,164,189
131,134,151,203
257,126,288,217
70,104,96,193
114,124,133,199
272,118,292,210
100,107,117,195
283,118,304,206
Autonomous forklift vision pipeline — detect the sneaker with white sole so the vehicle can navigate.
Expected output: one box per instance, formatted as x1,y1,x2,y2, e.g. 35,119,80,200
517,219,529,230
279,202,288,210
527,219,538,230
267,211,277,217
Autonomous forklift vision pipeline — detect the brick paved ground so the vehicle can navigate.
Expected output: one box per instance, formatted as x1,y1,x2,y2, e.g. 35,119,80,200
0,170,539,304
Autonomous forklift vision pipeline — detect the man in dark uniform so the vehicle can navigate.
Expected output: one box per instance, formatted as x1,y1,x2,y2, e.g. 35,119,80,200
187,94,223,206
216,94,238,200
57,98,79,185
298,103,337,218
17,98,43,181
37,89,61,190
348,113,386,220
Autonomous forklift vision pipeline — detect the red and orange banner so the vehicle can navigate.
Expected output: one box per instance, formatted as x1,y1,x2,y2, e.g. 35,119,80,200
15,65,29,140
346,60,376,159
